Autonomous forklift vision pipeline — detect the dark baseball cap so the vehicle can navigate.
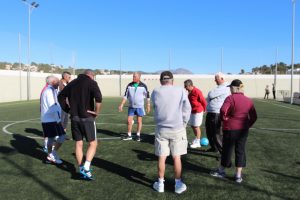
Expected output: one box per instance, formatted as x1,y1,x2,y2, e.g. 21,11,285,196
228,79,243,87
160,71,173,81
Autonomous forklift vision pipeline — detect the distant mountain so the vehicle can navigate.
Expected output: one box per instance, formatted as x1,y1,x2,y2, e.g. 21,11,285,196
155,68,193,74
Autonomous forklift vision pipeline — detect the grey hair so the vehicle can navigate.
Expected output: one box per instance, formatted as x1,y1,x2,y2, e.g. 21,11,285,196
184,79,193,87
160,79,173,85
230,86,244,94
215,72,225,80
46,75,58,85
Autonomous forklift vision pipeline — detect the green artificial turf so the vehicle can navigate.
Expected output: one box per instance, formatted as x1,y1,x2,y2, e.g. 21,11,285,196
0,98,299,200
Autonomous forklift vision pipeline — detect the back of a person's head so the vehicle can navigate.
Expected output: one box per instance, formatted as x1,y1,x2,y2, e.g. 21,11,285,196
215,72,225,80
46,75,58,86
83,69,95,80
160,71,173,85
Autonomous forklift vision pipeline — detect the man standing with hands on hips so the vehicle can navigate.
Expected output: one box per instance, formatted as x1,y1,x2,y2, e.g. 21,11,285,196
58,69,102,180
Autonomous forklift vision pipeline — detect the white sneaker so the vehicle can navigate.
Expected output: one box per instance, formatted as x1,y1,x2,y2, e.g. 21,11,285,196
175,182,187,194
190,139,201,149
47,153,63,164
153,181,164,193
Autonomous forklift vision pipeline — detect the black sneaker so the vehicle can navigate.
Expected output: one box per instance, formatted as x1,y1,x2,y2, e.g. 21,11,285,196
136,136,141,142
122,135,132,141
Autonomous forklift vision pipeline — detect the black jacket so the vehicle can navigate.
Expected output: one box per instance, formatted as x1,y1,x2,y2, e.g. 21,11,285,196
58,74,102,118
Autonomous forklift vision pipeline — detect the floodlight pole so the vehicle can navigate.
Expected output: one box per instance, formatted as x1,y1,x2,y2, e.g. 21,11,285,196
18,33,22,100
119,49,122,96
291,0,295,104
274,47,278,88
22,0,39,101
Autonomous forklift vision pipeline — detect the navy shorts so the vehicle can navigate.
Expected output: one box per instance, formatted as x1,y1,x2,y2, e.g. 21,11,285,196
128,107,145,117
71,117,97,142
42,122,66,138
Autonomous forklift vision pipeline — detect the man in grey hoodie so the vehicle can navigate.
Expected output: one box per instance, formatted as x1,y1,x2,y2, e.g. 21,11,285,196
151,71,191,194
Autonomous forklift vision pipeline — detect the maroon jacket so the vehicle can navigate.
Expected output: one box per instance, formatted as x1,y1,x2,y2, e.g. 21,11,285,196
220,93,257,131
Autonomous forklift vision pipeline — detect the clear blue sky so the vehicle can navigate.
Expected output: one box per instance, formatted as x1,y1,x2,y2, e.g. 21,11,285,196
0,0,299,74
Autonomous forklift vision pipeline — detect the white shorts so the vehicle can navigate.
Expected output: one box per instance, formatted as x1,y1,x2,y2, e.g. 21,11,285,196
155,129,188,156
188,112,204,127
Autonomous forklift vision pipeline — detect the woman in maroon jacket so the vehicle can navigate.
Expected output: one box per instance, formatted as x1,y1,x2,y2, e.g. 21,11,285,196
210,79,257,183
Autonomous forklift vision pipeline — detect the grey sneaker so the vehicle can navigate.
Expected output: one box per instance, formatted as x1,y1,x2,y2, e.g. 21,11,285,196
210,169,226,178
122,135,132,141
175,182,187,194
153,181,164,193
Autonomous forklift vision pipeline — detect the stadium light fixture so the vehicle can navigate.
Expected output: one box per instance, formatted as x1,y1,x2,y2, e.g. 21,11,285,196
21,0,39,101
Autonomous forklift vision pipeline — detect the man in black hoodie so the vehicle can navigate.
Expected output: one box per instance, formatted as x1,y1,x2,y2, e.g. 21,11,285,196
58,69,102,180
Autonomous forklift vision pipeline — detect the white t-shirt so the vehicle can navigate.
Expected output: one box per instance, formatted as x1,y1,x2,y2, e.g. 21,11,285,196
40,85,61,123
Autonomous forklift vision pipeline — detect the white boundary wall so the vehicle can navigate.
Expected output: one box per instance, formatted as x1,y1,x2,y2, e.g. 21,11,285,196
1,70,299,103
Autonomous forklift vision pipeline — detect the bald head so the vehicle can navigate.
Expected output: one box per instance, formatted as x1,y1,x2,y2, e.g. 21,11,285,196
84,69,95,80
214,72,225,85
46,75,59,89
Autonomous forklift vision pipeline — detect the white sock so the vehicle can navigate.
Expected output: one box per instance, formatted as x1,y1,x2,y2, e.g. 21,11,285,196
127,132,132,137
236,172,242,178
175,178,182,185
44,138,48,148
84,161,91,170
158,178,164,184
136,132,140,136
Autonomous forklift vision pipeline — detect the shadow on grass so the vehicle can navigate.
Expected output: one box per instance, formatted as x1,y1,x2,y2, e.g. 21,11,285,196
93,157,152,188
97,128,120,137
2,144,71,200
132,149,211,174
187,148,220,160
0,146,17,154
140,134,154,145
9,134,78,179
24,128,44,137
261,169,300,181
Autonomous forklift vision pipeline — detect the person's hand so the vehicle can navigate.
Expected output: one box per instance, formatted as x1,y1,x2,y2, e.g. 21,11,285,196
87,110,99,118
118,104,123,112
183,122,187,128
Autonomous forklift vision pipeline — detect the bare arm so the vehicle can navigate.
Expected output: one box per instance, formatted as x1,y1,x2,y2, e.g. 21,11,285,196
118,98,127,112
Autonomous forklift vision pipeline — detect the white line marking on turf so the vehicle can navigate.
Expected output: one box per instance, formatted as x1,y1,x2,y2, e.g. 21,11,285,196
256,99,300,112
26,135,122,140
251,128,300,131
0,101,38,107
2,118,39,135
0,120,156,126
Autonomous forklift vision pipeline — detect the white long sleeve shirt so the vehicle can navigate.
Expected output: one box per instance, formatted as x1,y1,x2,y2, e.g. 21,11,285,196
40,85,61,123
